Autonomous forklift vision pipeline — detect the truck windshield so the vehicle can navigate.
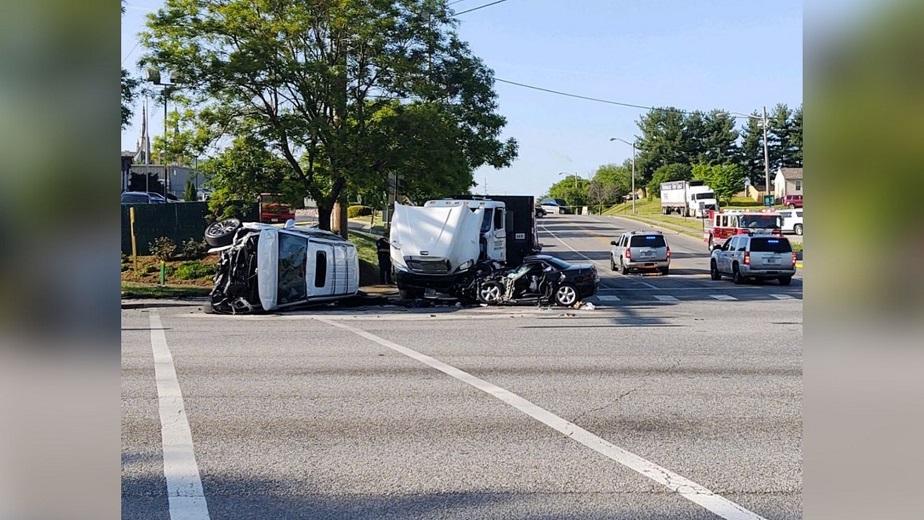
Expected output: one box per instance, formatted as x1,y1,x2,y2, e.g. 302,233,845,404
739,215,780,228
694,192,715,200
481,208,494,233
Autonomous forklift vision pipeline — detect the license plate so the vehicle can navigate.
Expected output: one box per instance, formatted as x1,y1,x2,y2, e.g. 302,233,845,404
641,250,654,258
766,258,780,265
271,218,279,222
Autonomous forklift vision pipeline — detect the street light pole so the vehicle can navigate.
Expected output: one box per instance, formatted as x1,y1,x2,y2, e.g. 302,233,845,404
609,138,637,214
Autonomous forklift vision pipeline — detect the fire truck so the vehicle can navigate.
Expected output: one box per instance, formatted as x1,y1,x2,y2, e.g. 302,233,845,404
703,209,782,251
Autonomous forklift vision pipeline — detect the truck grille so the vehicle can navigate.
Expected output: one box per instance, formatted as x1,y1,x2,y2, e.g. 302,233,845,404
406,258,451,274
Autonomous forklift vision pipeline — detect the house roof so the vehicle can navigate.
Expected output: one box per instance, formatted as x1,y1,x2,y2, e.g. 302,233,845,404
778,167,803,180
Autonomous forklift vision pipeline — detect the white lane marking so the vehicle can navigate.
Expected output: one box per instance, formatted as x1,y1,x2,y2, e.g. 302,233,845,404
636,280,658,289
315,317,767,520
653,295,680,302
710,294,738,301
150,312,211,520
771,294,795,300
539,225,596,263
596,295,621,302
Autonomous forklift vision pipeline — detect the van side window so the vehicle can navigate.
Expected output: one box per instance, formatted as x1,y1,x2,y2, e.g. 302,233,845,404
314,251,327,287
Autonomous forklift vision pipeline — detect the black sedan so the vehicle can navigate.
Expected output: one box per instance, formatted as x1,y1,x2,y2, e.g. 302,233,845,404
475,255,598,306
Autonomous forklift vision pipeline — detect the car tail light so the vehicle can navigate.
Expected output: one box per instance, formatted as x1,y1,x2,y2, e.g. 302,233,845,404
666,247,671,259
744,251,750,265
625,248,631,259
792,252,797,266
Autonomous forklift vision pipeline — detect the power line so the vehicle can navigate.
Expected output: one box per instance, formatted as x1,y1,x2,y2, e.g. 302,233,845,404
495,78,758,119
454,0,513,16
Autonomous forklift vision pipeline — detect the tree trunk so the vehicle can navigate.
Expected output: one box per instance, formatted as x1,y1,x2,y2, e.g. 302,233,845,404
316,202,333,231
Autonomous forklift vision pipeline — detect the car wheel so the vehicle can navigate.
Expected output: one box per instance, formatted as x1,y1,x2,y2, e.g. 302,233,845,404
619,258,629,275
779,276,792,286
710,260,721,280
660,266,669,276
794,224,803,236
204,218,242,247
789,204,796,209
477,281,504,305
732,264,745,285
554,284,578,306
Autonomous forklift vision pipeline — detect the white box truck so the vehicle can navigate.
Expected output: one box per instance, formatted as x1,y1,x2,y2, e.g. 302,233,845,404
660,180,718,217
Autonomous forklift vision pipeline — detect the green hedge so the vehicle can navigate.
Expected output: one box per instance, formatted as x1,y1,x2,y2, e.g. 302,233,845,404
347,205,372,218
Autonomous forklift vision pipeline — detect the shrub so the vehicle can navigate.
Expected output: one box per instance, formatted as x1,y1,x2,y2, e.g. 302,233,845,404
181,238,207,260
149,237,177,261
175,261,217,280
347,205,372,218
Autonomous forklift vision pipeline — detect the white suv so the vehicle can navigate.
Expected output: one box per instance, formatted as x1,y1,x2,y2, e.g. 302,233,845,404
777,209,803,236
610,231,671,275
710,234,796,285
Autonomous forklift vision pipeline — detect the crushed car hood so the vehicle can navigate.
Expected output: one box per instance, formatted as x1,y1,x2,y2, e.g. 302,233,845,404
391,203,482,269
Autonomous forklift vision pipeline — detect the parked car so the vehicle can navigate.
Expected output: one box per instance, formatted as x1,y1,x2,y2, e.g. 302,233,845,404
475,254,598,306
535,205,548,218
610,231,671,275
121,191,166,204
709,234,796,285
204,219,359,314
777,209,803,236
782,194,803,208
539,197,572,215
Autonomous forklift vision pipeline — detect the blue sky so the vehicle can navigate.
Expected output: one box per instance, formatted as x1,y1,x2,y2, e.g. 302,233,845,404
121,0,803,198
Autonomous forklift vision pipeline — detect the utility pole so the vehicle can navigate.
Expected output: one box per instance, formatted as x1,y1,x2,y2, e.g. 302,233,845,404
762,105,771,198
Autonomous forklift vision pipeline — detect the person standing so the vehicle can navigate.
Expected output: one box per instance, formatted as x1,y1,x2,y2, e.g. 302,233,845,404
376,235,393,285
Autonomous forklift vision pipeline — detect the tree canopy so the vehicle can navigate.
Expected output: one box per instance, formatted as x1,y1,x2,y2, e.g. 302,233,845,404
140,0,517,229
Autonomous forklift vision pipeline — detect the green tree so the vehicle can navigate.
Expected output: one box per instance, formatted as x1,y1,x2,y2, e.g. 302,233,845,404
184,180,197,202
141,0,516,231
738,111,766,188
634,107,687,183
692,163,745,206
547,175,589,208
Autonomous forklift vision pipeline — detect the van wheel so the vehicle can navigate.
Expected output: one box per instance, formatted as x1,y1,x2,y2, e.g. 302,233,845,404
710,261,721,280
794,224,803,236
732,264,745,284
779,276,792,286
204,218,242,247
477,281,504,305
554,284,578,306
789,204,796,209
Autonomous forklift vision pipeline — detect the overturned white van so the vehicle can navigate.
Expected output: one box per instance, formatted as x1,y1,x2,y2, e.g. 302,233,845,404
205,219,359,314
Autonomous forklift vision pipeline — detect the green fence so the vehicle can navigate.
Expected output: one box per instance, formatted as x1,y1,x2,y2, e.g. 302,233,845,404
121,202,259,255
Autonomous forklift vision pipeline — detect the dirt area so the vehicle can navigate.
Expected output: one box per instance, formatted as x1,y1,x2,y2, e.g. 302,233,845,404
121,255,218,286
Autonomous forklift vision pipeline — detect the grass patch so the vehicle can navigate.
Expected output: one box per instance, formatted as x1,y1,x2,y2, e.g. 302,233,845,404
175,261,217,280
121,283,211,299
348,231,382,286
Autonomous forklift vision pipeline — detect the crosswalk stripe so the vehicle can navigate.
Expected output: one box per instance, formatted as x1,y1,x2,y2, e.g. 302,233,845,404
710,294,738,301
653,295,679,302
771,294,795,300
596,295,621,302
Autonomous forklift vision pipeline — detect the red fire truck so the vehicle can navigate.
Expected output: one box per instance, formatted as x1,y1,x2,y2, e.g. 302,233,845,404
703,209,782,251
258,193,296,224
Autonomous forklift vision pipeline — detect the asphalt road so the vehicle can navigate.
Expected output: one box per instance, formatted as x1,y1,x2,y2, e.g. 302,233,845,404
122,213,802,520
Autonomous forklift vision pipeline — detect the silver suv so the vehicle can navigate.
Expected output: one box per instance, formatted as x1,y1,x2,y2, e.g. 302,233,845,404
709,234,796,285
610,231,671,275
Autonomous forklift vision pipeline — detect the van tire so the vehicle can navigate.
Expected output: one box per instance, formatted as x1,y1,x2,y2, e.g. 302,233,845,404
610,256,616,271
794,224,803,236
204,218,242,247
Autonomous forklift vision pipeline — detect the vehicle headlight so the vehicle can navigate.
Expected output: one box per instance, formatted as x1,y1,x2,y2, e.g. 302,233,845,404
393,263,409,272
457,260,474,272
